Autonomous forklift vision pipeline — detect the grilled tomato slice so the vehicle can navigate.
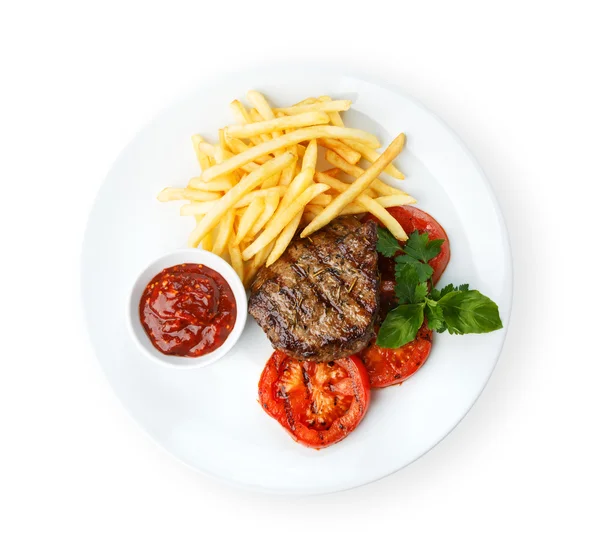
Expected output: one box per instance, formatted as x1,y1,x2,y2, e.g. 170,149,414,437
360,324,433,388
258,352,370,448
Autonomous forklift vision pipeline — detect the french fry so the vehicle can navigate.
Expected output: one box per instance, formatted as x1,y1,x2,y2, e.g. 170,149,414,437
315,172,378,200
266,210,303,267
196,142,215,156
243,182,329,261
247,90,277,120
324,150,404,196
372,194,417,207
306,202,365,216
180,201,214,216
294,96,317,106
228,244,244,280
224,135,272,164
227,112,330,139
301,210,317,225
227,139,277,186
249,191,280,237
191,135,211,170
248,108,273,143
317,138,361,164
200,228,213,251
304,204,322,215
162,92,416,275
224,133,240,153
310,193,333,206
230,100,252,124
314,172,388,202
157,188,221,202
312,174,408,238
278,167,295,187
301,133,407,238
199,141,259,173
213,145,226,164
221,146,261,173
243,241,274,287
276,100,351,116
274,167,314,218
344,136,406,179
233,186,286,208
318,96,345,127
201,126,380,181
302,139,318,171
234,197,265,246
212,209,235,256
188,152,296,247
188,175,234,191
230,100,264,146
352,196,407,240
261,172,280,189
278,144,298,186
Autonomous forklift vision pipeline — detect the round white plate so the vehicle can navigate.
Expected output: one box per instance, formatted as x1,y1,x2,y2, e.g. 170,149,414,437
82,68,512,494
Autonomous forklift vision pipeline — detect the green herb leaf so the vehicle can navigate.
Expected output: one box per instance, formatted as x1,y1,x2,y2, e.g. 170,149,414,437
376,226,400,257
394,265,419,304
424,299,445,332
440,283,457,297
376,220,501,351
437,290,503,334
403,231,444,263
377,303,425,348
414,282,428,303
394,265,429,304
395,255,434,283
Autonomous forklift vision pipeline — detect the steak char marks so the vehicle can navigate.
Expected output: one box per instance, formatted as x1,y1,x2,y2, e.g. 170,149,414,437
249,216,380,362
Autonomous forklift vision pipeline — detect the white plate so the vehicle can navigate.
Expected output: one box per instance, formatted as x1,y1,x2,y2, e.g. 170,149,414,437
82,68,512,494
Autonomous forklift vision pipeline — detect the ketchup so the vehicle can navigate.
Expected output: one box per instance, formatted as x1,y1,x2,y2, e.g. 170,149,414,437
139,263,237,357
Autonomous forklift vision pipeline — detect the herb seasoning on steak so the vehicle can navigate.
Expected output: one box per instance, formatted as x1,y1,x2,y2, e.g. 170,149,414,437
248,216,380,362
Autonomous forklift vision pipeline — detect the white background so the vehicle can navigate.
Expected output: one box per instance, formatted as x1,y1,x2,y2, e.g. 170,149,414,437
1,1,598,556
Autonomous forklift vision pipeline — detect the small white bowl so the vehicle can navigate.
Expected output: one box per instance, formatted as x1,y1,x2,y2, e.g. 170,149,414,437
127,248,247,368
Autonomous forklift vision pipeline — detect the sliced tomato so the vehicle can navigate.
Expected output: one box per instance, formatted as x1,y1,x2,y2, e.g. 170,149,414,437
258,352,370,448
361,209,445,385
360,324,433,388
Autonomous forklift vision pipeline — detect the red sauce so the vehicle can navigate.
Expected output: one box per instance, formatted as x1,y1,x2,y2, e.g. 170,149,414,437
139,263,237,357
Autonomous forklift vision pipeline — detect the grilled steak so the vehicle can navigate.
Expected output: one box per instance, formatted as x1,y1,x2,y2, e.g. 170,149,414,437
249,216,380,362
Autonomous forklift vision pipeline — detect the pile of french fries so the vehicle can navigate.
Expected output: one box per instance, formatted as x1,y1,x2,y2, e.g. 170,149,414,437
157,91,416,287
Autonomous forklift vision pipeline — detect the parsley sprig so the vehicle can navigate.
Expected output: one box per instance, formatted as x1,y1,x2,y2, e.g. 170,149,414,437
376,227,503,349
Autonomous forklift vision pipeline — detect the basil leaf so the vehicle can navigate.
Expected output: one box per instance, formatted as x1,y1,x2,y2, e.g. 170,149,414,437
376,226,400,257
438,290,503,334
377,303,425,349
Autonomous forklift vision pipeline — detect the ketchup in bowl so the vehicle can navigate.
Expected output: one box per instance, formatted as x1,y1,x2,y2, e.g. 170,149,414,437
139,263,237,357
